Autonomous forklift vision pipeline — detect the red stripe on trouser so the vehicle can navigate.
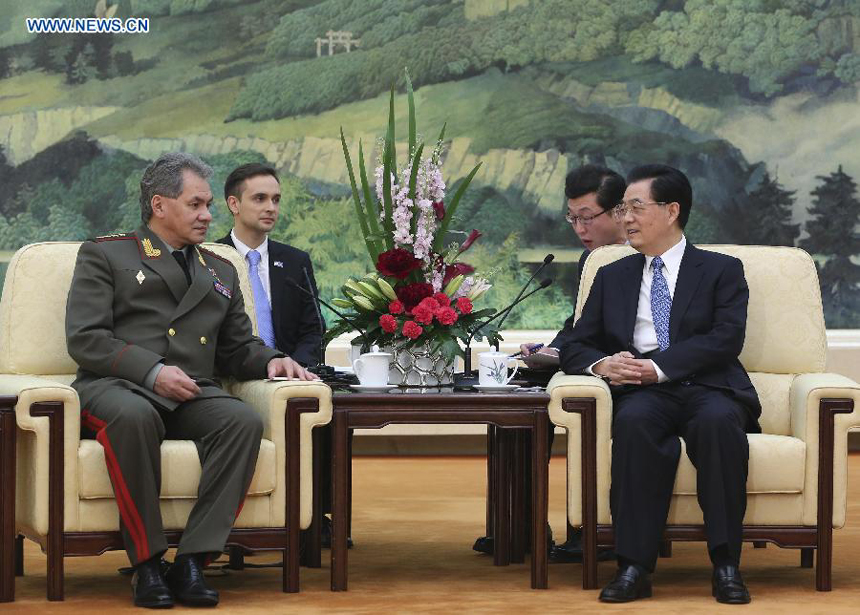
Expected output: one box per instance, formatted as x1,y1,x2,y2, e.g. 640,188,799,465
81,411,144,554
82,410,151,562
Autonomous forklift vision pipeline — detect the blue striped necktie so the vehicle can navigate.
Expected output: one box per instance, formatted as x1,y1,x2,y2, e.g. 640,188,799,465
247,249,276,348
650,256,672,351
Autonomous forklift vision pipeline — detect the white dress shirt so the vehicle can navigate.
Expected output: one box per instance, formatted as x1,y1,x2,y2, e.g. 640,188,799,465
589,235,687,383
231,230,272,304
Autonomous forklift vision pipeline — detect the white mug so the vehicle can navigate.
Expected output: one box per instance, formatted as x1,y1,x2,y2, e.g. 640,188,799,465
352,351,392,386
478,351,519,386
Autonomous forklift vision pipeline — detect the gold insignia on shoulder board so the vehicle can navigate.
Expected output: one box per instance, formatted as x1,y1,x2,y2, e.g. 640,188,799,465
196,248,206,266
142,238,161,258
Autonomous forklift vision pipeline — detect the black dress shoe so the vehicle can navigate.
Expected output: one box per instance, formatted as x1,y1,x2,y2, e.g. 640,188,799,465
599,565,652,603
132,558,174,609
165,555,219,607
712,565,751,604
472,535,493,555
320,515,354,549
550,535,617,564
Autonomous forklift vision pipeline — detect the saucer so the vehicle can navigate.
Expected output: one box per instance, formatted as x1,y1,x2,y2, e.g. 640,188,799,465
473,384,519,392
349,384,398,393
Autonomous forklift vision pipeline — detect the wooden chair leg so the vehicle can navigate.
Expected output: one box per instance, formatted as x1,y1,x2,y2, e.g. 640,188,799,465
753,541,767,549
801,548,814,569
658,540,672,558
31,403,64,601
227,546,245,570
492,428,511,567
15,536,23,577
301,427,323,569
1,405,16,602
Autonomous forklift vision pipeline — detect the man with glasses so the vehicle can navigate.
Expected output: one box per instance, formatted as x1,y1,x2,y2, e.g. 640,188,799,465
520,164,627,370
473,165,625,561
559,164,760,604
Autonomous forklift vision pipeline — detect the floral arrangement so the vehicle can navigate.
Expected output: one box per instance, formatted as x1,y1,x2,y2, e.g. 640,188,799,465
327,71,500,362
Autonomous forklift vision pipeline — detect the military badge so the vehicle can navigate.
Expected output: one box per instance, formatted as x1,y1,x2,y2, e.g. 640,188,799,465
141,238,161,258
136,270,145,284
214,281,232,299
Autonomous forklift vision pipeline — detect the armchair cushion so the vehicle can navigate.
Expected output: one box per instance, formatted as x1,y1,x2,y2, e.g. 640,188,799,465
79,439,277,499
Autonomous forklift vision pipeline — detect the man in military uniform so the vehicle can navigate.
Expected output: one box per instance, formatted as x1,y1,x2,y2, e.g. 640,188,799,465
66,152,318,609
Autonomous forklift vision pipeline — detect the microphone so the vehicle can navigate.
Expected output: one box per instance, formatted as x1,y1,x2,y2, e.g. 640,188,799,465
492,253,554,350
302,267,335,378
458,278,553,384
286,278,372,356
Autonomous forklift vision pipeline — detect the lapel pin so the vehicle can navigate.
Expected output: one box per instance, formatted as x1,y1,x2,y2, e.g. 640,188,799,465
136,270,145,284
273,260,284,268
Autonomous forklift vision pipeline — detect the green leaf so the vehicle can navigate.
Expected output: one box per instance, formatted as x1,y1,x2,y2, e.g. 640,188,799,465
341,127,376,263
434,162,482,251
358,140,383,254
386,85,397,179
406,70,416,155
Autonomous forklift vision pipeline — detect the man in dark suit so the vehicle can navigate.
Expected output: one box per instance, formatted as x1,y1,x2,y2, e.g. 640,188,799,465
216,163,324,367
473,165,626,560
67,153,317,609
559,164,760,605
520,164,627,369
217,163,349,547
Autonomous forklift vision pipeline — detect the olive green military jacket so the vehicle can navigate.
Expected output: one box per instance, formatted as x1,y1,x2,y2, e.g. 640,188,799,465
66,225,283,411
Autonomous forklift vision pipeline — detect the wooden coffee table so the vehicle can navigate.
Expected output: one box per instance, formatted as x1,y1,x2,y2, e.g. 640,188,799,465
329,390,551,591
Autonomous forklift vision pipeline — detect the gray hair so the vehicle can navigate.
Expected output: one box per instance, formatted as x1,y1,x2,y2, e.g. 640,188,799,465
139,152,213,223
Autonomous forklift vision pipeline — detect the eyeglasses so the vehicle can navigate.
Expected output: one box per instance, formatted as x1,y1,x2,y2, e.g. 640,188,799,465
612,200,668,219
565,209,610,227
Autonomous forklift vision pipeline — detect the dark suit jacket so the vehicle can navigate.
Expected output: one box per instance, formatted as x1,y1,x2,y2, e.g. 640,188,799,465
217,234,324,366
558,243,762,432
549,249,590,349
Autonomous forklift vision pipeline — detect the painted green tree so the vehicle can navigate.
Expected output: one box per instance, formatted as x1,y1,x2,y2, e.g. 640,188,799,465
800,166,860,327
743,171,800,246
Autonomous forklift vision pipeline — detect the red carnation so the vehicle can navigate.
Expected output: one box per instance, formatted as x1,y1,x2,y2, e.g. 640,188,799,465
433,292,451,307
376,248,422,279
402,320,423,340
432,201,445,221
456,297,473,314
388,300,405,314
412,304,435,325
443,262,475,285
379,314,398,333
436,306,458,325
396,282,434,311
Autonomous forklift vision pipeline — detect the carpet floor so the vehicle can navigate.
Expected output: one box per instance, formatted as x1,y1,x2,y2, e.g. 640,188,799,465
7,453,860,613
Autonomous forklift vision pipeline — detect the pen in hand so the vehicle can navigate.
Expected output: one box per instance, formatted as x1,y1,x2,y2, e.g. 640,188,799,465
509,343,544,358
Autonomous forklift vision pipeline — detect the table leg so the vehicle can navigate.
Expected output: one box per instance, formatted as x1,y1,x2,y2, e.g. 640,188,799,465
486,425,495,538
331,411,349,591
510,430,526,564
493,428,511,566
531,411,549,589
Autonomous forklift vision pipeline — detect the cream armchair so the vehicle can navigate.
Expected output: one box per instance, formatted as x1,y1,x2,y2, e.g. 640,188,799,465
0,242,332,601
548,244,860,591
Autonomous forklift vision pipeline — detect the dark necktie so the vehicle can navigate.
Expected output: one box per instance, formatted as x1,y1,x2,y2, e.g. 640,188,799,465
172,250,191,287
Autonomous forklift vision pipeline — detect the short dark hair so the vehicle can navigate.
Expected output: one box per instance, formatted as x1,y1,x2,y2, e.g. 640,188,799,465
626,164,692,229
564,164,626,212
224,163,279,203
139,152,212,223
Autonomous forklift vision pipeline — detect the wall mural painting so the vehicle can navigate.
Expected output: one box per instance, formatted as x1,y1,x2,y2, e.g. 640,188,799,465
0,0,858,328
